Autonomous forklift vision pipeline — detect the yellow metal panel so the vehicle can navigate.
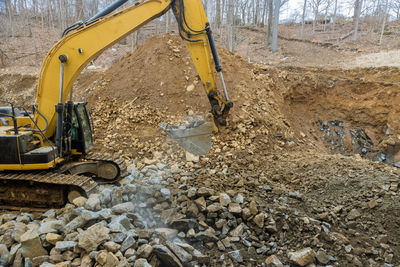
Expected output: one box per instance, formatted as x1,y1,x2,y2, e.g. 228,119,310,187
34,0,171,138
172,0,217,97
0,158,63,171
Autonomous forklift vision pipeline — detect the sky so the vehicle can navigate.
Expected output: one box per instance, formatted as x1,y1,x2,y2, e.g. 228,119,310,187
279,0,356,21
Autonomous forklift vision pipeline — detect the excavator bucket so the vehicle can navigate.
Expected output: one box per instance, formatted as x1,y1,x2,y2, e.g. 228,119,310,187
160,115,214,155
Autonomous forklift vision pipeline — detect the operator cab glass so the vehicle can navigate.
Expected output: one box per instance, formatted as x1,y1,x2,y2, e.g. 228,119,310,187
71,103,93,154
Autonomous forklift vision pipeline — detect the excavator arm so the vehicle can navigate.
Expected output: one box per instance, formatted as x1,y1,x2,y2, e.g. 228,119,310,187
34,0,232,143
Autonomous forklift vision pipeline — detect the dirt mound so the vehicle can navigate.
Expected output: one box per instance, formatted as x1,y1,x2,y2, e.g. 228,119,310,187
0,73,36,105
85,34,254,114
75,34,294,157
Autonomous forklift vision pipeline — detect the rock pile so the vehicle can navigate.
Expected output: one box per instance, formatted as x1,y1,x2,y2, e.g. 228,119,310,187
3,153,398,266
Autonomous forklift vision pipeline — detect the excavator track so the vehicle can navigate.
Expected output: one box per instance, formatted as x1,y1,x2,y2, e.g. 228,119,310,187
0,172,97,208
84,152,128,182
0,155,127,209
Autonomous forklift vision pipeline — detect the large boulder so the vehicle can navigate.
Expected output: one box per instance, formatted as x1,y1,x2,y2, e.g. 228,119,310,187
78,222,110,252
20,228,48,259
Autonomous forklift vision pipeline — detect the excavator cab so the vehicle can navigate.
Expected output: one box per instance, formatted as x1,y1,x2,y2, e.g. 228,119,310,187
65,102,93,155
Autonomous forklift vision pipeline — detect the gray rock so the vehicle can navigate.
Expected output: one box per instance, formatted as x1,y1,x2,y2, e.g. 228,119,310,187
103,241,121,253
160,188,171,200
347,209,361,220
316,249,330,264
111,232,127,243
78,222,110,252
32,256,51,267
20,228,48,259
194,230,218,242
197,187,214,197
265,255,283,266
38,220,64,235
219,193,231,206
96,209,113,220
136,244,153,259
288,247,315,266
55,241,77,253
38,263,54,267
64,216,86,234
166,241,192,263
9,243,21,264
169,219,198,232
206,203,222,213
154,228,178,240
228,250,243,263
112,202,134,214
11,246,23,267
133,258,151,267
100,188,113,206
12,222,27,244
288,191,303,200
0,244,10,266
187,188,197,198
108,215,131,233
152,245,183,267
230,224,244,237
80,209,100,223
80,254,93,267
42,210,56,219
228,203,242,214
234,194,244,204
85,194,101,211
125,248,136,258
120,235,136,253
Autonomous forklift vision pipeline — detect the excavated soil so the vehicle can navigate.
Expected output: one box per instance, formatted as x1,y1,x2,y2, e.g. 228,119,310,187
1,34,399,265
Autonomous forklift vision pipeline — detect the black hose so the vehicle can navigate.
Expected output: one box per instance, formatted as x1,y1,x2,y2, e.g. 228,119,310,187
179,0,207,34
18,106,57,165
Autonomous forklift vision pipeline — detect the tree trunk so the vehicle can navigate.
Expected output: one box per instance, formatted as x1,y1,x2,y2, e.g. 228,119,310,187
312,3,318,34
271,0,280,52
332,0,337,31
216,0,221,27
165,9,170,33
75,0,83,21
227,0,234,51
353,0,362,41
323,0,329,32
301,0,307,39
255,0,260,26
379,0,388,44
5,0,14,36
266,0,273,45
261,0,267,26
222,0,225,24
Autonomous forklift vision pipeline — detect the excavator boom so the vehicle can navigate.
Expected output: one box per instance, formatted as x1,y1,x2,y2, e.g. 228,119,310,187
34,0,231,139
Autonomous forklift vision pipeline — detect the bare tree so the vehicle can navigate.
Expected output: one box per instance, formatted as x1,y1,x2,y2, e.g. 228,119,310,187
310,0,325,34
227,0,234,51
379,0,388,44
332,0,338,30
353,0,362,41
266,0,273,44
75,0,84,21
216,0,221,27
271,0,280,52
301,0,307,39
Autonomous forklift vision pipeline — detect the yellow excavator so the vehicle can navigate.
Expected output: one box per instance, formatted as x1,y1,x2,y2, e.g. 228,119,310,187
0,0,232,208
